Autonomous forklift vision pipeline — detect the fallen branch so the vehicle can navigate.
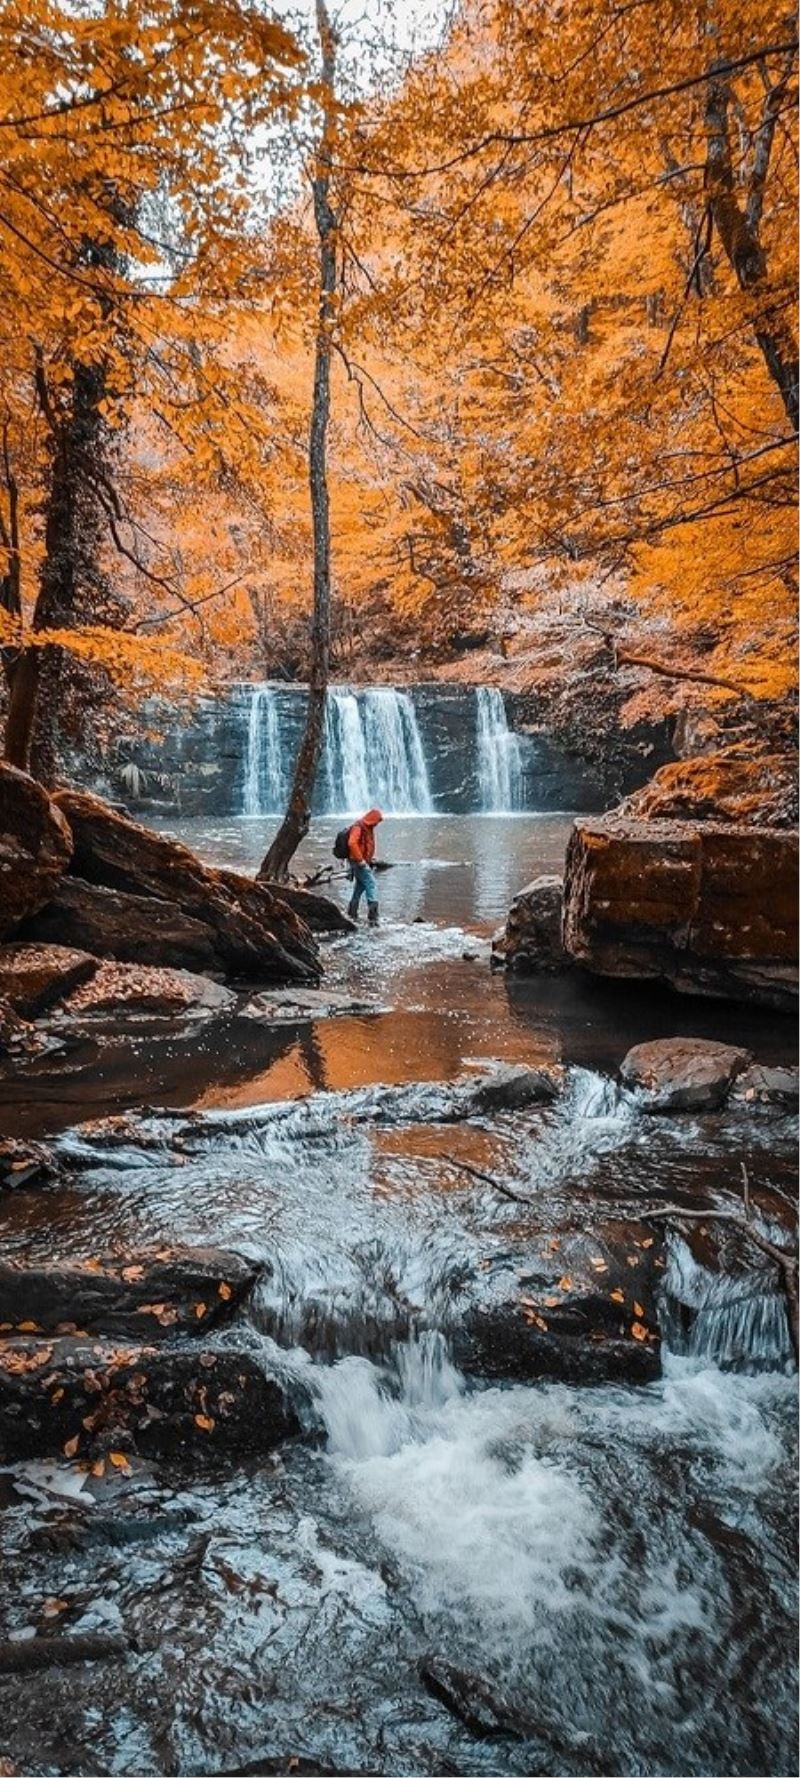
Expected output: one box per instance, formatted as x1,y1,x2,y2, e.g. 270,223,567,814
439,1151,535,1205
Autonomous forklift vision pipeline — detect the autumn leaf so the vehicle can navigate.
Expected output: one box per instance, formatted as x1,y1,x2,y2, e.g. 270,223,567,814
194,1413,215,1432
630,1322,648,1342
641,1238,655,1249
108,1451,131,1471
218,1282,232,1301
122,1265,145,1282
16,1321,42,1333
610,1288,625,1304
63,1435,80,1458
557,1276,573,1292
42,1599,69,1619
589,1259,608,1273
633,1301,645,1317
194,1301,208,1319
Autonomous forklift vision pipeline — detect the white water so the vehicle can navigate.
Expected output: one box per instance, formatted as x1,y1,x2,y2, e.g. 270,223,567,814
241,684,287,816
475,686,524,811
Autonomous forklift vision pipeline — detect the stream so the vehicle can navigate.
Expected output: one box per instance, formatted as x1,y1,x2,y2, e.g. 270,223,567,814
0,815,797,1777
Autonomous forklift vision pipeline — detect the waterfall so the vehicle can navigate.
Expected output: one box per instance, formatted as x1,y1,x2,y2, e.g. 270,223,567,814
661,1234,794,1372
475,687,523,811
241,684,433,817
242,685,287,816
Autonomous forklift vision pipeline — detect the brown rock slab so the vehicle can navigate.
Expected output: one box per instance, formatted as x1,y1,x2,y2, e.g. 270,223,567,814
57,960,237,1019
0,764,72,938
0,942,98,1017
731,1063,800,1108
53,788,320,983
620,1036,750,1111
563,816,798,1008
0,1246,259,1339
0,1336,299,1459
17,875,219,973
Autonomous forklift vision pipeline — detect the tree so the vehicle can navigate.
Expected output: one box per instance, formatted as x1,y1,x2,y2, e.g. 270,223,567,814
259,0,338,881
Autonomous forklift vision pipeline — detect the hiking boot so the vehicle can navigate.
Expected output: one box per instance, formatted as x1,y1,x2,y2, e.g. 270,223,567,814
347,896,359,920
368,903,380,927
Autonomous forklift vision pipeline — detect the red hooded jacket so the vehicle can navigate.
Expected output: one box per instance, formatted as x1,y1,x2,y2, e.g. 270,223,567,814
348,808,383,864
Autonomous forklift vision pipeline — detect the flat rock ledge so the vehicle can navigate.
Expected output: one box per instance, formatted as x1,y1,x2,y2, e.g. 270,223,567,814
0,1246,260,1341
0,1337,299,1462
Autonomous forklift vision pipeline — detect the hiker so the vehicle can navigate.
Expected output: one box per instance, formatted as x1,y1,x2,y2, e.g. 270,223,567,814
345,808,383,925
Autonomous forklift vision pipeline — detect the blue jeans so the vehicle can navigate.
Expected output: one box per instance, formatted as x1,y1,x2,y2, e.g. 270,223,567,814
349,861,378,908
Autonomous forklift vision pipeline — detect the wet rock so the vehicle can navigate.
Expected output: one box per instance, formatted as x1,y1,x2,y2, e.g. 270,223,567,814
563,816,798,1008
455,1219,664,1384
0,1246,259,1340
461,1062,562,1114
620,1037,751,1111
0,1138,53,1191
52,789,320,983
621,751,798,830
241,986,384,1023
731,1063,800,1108
0,1336,299,1460
420,1655,524,1738
0,764,73,937
56,961,237,1021
258,880,356,934
17,875,220,974
0,942,98,1017
491,874,569,973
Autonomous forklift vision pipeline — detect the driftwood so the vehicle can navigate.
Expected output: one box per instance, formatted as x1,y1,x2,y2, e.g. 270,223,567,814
439,1151,535,1206
0,1633,128,1673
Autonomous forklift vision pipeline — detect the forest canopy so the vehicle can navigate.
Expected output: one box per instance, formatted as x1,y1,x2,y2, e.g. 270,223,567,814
1,0,797,777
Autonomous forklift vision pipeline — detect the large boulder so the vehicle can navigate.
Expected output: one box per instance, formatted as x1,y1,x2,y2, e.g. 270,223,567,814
51,789,320,984
0,764,72,937
620,751,798,829
620,1036,750,1111
562,816,798,1008
17,876,220,974
491,874,569,973
0,942,98,1017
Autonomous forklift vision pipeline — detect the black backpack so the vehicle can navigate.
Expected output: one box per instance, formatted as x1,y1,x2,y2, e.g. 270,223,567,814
332,824,352,860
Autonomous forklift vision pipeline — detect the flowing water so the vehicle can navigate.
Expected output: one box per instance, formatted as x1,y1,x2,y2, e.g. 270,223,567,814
0,814,796,1776
475,687,523,812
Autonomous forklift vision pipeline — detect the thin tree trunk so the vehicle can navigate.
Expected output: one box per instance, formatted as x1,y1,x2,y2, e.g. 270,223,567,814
259,0,337,883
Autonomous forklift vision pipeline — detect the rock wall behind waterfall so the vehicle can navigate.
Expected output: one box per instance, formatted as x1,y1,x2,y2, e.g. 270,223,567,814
96,683,673,819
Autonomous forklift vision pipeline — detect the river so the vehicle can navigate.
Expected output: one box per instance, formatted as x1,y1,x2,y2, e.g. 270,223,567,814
0,813,796,1776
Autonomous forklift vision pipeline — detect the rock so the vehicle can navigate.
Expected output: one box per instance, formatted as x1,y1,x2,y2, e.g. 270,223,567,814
672,710,724,758
259,880,356,934
563,816,798,1008
0,764,73,938
620,1037,751,1110
0,1336,299,1460
0,1247,259,1340
241,986,384,1023
420,1657,524,1739
56,960,237,1021
731,1063,800,1108
0,1139,53,1191
492,874,569,973
16,876,220,974
0,942,98,1017
620,751,798,829
52,789,320,983
462,1062,562,1114
454,1219,664,1384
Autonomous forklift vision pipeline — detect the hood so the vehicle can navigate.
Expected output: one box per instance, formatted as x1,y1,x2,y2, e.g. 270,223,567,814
361,808,384,826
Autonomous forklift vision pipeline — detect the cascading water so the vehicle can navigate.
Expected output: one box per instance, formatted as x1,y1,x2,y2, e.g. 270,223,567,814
475,685,524,811
241,684,287,816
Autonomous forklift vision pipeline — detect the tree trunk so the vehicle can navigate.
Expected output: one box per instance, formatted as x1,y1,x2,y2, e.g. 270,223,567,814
704,57,799,431
259,0,338,883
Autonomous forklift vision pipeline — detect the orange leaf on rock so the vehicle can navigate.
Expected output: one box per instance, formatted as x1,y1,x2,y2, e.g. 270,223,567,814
63,1435,79,1457
122,1265,145,1282
194,1413,215,1432
218,1282,232,1301
630,1321,648,1342
16,1321,42,1333
633,1301,645,1317
557,1276,573,1292
109,1451,131,1471
194,1301,208,1319
610,1288,625,1304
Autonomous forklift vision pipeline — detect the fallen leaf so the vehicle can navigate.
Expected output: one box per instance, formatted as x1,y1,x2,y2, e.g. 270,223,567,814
633,1301,645,1317
194,1413,215,1433
63,1435,79,1457
92,1459,106,1478
218,1282,232,1301
81,1259,103,1274
626,1256,640,1268
50,1387,65,1405
543,1296,560,1308
589,1259,608,1273
194,1302,208,1319
42,1599,68,1619
557,1275,573,1292
121,1265,145,1282
16,1321,42,1333
641,1237,655,1249
108,1451,131,1471
610,1288,625,1304
630,1321,648,1342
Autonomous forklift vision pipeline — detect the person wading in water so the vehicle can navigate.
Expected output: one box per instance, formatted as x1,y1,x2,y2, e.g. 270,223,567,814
345,808,383,926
